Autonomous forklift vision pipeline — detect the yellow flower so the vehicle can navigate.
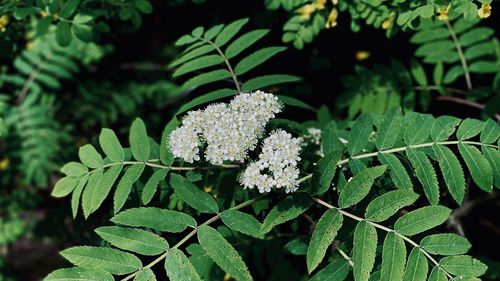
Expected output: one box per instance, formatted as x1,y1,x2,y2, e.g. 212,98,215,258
204,185,213,193
437,4,451,21
298,4,317,21
331,0,338,4
40,10,49,17
0,15,9,33
478,3,492,18
325,8,338,28
314,0,327,10
355,50,371,61
382,12,396,29
0,158,10,170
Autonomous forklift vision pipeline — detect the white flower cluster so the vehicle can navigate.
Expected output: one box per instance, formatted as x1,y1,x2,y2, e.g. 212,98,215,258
240,130,302,193
168,90,282,164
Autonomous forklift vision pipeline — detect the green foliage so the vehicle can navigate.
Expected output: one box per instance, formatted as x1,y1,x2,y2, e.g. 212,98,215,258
411,17,499,86
1,2,499,281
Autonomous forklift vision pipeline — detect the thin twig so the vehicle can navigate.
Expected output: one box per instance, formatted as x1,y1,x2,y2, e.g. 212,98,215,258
436,96,500,121
332,241,354,267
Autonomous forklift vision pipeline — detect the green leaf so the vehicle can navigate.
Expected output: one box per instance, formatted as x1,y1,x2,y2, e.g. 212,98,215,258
431,116,461,141
182,69,231,89
309,259,349,281
402,248,428,281
381,232,406,281
458,143,493,192
44,267,113,281
134,268,156,281
99,129,124,162
173,55,224,77
365,190,419,222
130,118,150,161
440,256,487,277
338,165,387,208
204,24,224,40
79,144,103,169
322,121,343,156
470,61,500,73
135,0,153,14
111,207,196,232
480,119,500,144
376,107,402,150
61,162,88,177
353,221,378,281
171,45,215,67
428,267,448,281
169,174,218,213
306,209,343,273
225,29,269,59
95,226,168,256
220,210,262,238
404,114,434,145
175,34,196,46
443,65,464,85
13,7,38,20
176,89,236,115
394,205,451,236
165,249,202,281
235,46,286,75
60,246,142,275
72,23,92,42
242,75,301,91
410,59,428,86
277,95,315,112
160,118,179,166
215,18,249,47
420,233,471,255
91,165,123,212
114,164,145,214
378,153,413,190
82,169,102,219
56,21,72,47
348,114,372,156
482,146,500,188
198,226,253,281
456,118,483,140
406,148,439,205
259,193,313,235
142,169,168,205
73,14,92,24
433,144,466,204
71,175,88,218
459,27,494,47
433,62,444,85
60,0,80,18
311,149,343,195
52,176,79,198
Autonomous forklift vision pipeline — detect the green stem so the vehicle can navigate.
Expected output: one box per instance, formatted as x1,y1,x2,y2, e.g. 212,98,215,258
194,36,241,92
95,159,240,172
337,140,497,166
445,20,472,91
120,196,263,281
312,197,454,279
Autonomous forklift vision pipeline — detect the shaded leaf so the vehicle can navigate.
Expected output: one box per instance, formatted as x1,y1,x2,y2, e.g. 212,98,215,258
111,207,196,232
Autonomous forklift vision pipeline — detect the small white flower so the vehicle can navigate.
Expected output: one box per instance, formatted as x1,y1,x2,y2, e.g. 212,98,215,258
240,129,302,193
168,125,201,163
168,90,283,164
